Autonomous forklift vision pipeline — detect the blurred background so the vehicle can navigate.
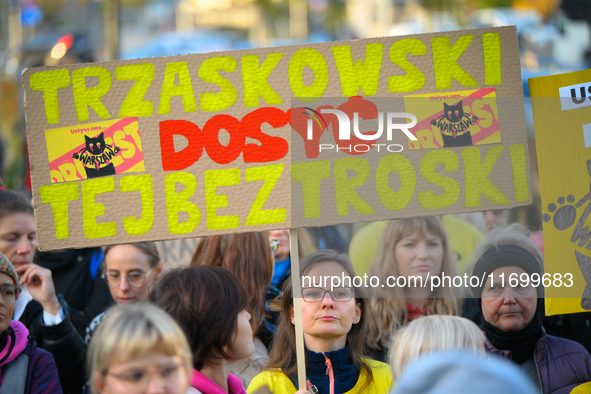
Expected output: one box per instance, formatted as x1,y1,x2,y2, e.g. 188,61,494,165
0,0,589,231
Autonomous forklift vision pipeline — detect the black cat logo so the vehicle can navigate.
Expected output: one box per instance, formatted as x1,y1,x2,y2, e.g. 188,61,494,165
72,133,121,179
430,101,479,148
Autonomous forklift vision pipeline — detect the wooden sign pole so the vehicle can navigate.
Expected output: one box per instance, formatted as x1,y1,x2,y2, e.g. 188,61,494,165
289,229,307,390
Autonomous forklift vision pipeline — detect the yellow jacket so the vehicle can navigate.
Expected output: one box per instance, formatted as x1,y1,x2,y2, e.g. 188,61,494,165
247,359,392,394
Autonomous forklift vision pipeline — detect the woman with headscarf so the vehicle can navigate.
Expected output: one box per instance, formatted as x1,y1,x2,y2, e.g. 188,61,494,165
467,223,591,394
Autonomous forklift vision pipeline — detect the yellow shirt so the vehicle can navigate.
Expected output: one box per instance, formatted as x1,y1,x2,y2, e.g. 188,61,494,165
247,359,392,394
349,215,485,276
571,382,591,394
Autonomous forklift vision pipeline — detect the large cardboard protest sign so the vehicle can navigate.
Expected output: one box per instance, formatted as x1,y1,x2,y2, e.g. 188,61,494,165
530,69,591,315
23,26,530,250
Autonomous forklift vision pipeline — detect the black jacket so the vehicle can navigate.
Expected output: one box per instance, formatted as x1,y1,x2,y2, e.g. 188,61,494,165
35,248,115,337
20,295,86,394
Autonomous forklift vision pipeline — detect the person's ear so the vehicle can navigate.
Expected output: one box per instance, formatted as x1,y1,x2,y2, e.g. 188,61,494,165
290,305,295,325
352,302,362,324
154,261,164,279
93,371,106,393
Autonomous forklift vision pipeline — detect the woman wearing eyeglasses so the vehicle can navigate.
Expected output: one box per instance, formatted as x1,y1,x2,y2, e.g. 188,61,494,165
88,303,193,394
0,253,62,393
248,250,392,394
85,243,162,342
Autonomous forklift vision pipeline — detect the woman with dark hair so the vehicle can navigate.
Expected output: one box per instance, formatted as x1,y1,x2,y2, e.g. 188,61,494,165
467,224,591,393
150,265,255,393
190,233,276,387
247,250,391,394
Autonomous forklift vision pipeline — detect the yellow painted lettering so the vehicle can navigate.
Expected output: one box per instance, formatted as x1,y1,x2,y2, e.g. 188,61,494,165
245,164,286,225
72,67,112,121
418,149,460,209
158,62,197,115
116,63,155,117
462,146,510,207
432,35,478,90
483,33,501,85
204,168,240,230
510,144,529,203
82,177,116,238
29,69,71,124
334,158,374,216
39,183,79,239
388,38,427,93
164,172,201,234
288,48,328,102
242,53,284,107
120,174,154,235
332,43,383,97
291,161,331,219
375,154,416,210
199,56,238,112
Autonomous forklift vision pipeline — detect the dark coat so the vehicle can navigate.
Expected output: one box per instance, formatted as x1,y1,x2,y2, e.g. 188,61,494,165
35,247,115,336
25,339,63,393
485,328,591,394
20,296,86,394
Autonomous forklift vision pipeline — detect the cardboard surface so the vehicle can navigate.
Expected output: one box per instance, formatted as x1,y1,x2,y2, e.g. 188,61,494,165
530,69,591,315
22,26,530,250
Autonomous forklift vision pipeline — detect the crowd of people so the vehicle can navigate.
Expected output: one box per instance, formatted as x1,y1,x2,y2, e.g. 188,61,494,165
0,187,591,394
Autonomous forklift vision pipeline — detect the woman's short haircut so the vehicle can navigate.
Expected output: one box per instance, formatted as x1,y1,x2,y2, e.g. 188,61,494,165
87,303,192,394
389,315,485,380
149,265,247,370
0,190,33,220
103,242,161,269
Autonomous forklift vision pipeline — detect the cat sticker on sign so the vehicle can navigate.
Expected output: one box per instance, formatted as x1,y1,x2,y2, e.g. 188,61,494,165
430,101,479,147
404,88,501,150
73,133,121,178
44,117,145,183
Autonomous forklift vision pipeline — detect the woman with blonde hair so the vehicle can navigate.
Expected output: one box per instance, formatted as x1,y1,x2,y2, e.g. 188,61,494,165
389,315,485,380
367,217,460,361
87,302,192,394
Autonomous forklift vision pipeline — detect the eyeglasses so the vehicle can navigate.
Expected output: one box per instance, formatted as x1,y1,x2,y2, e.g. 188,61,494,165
0,284,21,304
270,239,279,254
106,362,183,393
102,269,154,288
301,287,354,303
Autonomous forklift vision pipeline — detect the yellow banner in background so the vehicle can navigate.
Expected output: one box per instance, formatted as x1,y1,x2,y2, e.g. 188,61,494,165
530,69,591,315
